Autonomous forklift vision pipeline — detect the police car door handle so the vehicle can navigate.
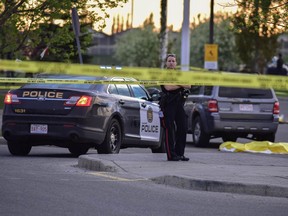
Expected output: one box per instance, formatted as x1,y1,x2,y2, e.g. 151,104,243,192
118,99,125,105
141,103,147,108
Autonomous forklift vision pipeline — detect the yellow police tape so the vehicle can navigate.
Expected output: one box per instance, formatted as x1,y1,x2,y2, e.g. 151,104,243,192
1,59,288,90
219,141,288,154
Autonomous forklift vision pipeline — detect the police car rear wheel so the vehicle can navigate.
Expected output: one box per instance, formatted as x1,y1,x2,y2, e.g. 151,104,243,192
7,141,32,156
98,119,122,154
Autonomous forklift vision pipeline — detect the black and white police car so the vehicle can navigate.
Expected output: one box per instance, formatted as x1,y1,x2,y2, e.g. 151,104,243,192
2,75,165,156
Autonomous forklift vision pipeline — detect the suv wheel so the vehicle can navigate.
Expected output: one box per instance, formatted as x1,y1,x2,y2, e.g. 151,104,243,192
192,116,210,147
256,133,275,142
222,135,237,142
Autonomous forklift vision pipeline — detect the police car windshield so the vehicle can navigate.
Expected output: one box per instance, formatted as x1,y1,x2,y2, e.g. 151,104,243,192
22,76,106,90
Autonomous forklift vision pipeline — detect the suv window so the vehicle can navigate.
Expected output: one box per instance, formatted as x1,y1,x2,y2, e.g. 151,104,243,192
218,87,273,99
204,86,213,96
190,86,201,95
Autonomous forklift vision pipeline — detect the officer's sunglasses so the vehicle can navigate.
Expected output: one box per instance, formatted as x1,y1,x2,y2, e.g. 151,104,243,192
167,54,176,58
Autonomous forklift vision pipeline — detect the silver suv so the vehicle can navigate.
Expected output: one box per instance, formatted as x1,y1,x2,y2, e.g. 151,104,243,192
184,86,280,147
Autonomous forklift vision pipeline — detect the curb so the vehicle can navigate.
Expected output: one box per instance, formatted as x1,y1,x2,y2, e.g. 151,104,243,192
78,155,119,172
77,155,288,199
151,176,288,198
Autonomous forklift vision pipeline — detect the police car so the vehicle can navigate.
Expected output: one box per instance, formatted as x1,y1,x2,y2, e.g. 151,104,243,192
2,75,165,156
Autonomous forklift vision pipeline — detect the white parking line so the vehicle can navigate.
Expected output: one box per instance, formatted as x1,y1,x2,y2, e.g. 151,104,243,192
88,172,148,182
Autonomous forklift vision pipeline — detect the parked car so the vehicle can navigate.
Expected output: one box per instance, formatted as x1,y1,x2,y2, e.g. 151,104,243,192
2,75,165,156
184,86,280,147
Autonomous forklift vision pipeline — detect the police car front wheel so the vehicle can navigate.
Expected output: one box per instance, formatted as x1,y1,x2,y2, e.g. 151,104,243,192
151,128,166,153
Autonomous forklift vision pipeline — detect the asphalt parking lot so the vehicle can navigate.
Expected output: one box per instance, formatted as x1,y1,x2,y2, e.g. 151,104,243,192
1,103,288,198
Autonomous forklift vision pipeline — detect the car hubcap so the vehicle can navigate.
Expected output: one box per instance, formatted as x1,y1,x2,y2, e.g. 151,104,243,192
110,126,118,151
194,122,201,143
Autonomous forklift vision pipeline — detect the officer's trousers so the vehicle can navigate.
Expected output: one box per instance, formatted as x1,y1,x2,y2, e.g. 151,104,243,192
162,97,187,160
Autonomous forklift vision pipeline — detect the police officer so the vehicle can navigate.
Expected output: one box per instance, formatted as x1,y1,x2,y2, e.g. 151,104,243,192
159,54,191,161
277,53,284,75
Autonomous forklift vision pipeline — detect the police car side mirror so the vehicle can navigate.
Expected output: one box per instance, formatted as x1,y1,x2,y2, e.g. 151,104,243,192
146,87,161,101
150,93,161,101
140,96,149,101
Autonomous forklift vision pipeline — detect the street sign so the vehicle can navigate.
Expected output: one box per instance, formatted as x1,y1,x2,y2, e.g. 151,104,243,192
204,44,218,70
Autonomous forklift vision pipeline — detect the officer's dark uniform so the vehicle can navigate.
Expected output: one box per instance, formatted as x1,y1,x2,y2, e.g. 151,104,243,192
159,86,188,161
277,55,284,75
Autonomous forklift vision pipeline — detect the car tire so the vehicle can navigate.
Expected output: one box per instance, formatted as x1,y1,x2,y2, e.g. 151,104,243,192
151,128,166,153
256,133,276,142
222,135,237,142
192,116,210,147
7,141,32,156
98,119,122,154
68,143,90,156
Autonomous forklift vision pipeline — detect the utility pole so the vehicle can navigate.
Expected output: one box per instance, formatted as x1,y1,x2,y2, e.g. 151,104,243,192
204,0,218,70
160,0,168,69
181,0,190,71
209,0,214,44
131,0,134,27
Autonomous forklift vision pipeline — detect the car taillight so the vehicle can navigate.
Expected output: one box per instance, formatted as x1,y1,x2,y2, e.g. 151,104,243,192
273,101,280,114
65,96,92,107
208,100,218,112
4,93,20,104
76,96,92,107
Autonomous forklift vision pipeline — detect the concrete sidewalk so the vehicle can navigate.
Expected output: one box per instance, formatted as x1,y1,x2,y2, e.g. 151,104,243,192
1,135,287,198
78,151,288,198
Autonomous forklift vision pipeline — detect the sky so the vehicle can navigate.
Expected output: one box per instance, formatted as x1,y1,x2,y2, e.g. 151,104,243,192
102,0,238,34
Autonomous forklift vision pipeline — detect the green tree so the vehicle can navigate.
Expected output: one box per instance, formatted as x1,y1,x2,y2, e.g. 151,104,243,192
0,0,128,62
174,13,241,71
231,0,288,73
159,0,167,68
114,13,160,67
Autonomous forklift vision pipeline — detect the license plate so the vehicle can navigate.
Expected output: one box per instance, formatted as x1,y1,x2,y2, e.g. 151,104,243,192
239,104,253,111
30,124,48,134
